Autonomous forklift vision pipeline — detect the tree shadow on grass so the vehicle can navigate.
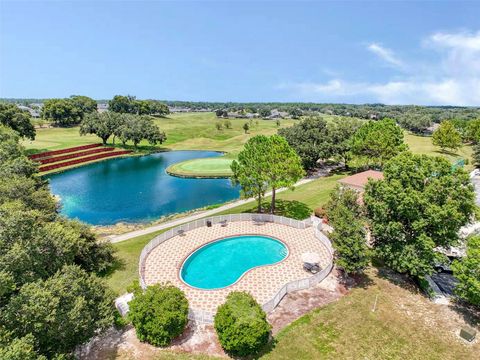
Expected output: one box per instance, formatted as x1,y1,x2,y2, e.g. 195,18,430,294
99,256,126,278
244,199,312,220
375,266,425,296
449,301,480,329
340,271,375,290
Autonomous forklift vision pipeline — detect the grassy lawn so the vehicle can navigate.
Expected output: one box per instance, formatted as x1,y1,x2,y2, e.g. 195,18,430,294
405,131,473,170
260,268,479,359
216,172,346,218
105,230,166,295
22,126,100,153
166,157,233,178
23,112,295,156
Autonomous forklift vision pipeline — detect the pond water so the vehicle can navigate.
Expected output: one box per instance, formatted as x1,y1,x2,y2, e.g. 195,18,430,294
46,151,240,225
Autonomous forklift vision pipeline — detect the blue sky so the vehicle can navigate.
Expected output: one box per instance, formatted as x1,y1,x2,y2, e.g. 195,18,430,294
1,1,480,105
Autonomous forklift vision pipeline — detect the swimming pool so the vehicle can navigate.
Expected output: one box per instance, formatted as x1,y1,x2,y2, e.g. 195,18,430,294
180,235,288,289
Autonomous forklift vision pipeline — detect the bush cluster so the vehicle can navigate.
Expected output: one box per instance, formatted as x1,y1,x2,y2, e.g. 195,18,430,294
128,284,189,347
214,291,271,356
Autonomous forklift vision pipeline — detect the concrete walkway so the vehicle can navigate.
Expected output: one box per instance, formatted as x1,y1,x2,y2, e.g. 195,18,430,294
109,178,314,243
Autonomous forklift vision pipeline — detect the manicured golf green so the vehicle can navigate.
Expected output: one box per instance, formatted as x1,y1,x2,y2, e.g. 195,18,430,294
166,157,233,178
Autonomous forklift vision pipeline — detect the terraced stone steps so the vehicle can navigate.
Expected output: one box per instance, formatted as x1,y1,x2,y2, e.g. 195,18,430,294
38,150,132,172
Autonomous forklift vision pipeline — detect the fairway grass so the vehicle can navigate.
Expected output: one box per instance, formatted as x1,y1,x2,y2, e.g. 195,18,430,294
404,131,473,170
166,157,233,178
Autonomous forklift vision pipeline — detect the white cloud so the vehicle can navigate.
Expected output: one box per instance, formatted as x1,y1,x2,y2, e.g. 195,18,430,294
281,31,480,106
367,43,405,69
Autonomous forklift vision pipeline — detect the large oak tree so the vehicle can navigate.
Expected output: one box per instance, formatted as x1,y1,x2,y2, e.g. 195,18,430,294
364,152,474,277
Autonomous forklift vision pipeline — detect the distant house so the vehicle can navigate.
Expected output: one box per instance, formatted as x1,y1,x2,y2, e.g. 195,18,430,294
267,109,289,119
227,112,247,119
169,107,190,113
97,103,109,113
424,122,440,135
17,105,40,118
338,170,384,192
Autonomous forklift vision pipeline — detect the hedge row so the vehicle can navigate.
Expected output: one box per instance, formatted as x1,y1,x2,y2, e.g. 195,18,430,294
38,147,116,164
39,150,132,172
29,143,102,160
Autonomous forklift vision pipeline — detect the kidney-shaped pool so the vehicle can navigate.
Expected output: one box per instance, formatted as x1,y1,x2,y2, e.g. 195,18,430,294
46,151,240,225
180,235,288,289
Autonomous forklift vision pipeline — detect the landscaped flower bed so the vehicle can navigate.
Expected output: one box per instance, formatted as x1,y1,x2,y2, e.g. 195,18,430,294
29,143,102,160
37,147,116,164
39,150,132,172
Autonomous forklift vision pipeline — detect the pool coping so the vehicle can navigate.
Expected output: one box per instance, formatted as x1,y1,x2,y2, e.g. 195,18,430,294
138,213,333,323
177,234,291,291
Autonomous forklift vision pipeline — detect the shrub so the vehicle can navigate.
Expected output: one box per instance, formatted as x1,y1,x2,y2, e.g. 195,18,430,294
314,207,328,220
128,284,189,347
214,291,271,356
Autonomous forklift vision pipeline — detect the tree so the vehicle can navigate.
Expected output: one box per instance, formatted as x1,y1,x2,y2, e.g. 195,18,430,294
0,126,39,179
243,122,249,133
264,135,304,213
1,265,114,357
0,103,35,140
259,109,271,118
117,115,166,148
432,120,462,153
224,119,232,129
0,332,45,360
108,95,136,113
231,136,270,212
0,202,114,299
397,113,432,133
350,118,407,168
41,98,83,126
326,186,369,274
231,135,303,214
79,111,120,144
474,142,480,168
276,119,281,127
466,119,480,144
289,108,303,119
215,121,223,130
278,116,334,171
70,95,97,114
0,122,116,358
128,284,189,347
328,117,363,169
109,96,169,116
364,152,475,277
452,236,480,306
214,291,271,357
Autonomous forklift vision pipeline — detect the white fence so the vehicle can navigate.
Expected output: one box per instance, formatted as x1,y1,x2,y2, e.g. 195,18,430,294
138,213,334,323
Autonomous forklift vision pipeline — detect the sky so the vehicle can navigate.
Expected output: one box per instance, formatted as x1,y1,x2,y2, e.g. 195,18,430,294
1,1,480,106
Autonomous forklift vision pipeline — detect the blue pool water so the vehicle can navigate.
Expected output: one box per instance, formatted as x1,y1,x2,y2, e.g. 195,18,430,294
181,235,288,289
46,151,240,225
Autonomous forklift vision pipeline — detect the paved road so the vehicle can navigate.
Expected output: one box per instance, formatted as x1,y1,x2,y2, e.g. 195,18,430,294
109,178,314,243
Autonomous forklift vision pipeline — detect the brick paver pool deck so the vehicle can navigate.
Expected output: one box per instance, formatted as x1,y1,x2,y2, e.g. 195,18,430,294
142,220,331,315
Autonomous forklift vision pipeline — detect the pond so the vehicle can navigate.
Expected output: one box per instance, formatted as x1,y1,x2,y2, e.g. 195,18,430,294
46,151,240,225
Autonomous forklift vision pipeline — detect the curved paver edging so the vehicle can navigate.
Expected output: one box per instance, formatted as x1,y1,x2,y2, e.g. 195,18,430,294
138,213,333,323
